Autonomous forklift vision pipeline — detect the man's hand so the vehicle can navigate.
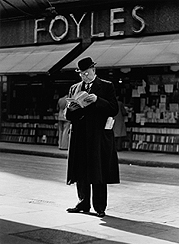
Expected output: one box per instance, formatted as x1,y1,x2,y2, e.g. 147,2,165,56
68,102,81,111
84,94,97,103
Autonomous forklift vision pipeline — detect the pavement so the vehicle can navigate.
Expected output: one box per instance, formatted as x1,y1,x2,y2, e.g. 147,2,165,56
0,142,179,244
0,141,179,168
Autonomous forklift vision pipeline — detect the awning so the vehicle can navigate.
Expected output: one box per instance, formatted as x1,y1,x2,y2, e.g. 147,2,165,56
0,42,80,74
64,34,179,69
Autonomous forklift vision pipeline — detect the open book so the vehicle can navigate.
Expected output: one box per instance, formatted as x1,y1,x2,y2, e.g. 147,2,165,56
66,91,92,108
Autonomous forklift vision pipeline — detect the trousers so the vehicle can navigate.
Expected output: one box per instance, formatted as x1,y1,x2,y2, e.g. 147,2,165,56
76,180,107,212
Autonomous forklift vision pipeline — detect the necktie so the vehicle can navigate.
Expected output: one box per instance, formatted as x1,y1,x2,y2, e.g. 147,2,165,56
85,82,92,93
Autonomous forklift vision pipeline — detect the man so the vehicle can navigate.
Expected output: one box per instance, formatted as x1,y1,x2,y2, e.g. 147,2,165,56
113,99,127,151
57,95,70,150
65,57,120,217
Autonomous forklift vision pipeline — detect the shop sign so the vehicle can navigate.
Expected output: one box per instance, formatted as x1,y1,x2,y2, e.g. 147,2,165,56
34,6,145,43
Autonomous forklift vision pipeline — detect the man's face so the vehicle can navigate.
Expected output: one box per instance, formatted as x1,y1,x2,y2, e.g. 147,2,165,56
79,67,95,83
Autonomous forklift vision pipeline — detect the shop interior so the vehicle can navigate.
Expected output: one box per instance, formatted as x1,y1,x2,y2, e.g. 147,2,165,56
1,65,179,151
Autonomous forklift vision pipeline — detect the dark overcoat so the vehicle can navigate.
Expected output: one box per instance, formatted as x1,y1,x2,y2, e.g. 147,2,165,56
66,77,120,185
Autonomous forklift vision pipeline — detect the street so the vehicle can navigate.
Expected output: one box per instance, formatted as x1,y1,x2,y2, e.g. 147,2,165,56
0,152,179,244
0,152,179,185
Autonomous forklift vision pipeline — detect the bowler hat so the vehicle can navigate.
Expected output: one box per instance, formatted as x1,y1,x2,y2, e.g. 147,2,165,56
75,57,97,72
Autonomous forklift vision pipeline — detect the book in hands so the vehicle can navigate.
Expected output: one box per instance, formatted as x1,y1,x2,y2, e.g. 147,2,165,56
66,91,92,108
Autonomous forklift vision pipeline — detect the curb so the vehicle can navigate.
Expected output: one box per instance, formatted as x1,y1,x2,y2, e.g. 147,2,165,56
0,148,67,159
118,158,179,168
1,147,179,168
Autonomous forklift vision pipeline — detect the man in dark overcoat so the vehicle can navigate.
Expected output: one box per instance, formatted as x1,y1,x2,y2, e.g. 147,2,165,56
65,57,120,217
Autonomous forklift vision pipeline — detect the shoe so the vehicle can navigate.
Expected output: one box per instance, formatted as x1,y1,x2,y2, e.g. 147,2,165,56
66,207,90,213
96,211,105,218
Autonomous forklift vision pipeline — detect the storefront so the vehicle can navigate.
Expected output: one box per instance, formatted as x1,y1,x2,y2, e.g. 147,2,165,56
1,0,179,153
64,33,179,153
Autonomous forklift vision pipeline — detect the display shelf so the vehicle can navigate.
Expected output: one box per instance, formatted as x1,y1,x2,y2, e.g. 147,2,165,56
122,140,131,150
1,128,36,136
0,119,58,146
132,141,179,153
131,126,179,153
0,135,36,143
8,114,58,121
121,127,132,150
36,136,58,145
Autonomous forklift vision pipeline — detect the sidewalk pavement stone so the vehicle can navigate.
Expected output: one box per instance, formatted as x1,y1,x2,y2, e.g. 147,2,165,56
0,142,179,243
0,169,179,243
